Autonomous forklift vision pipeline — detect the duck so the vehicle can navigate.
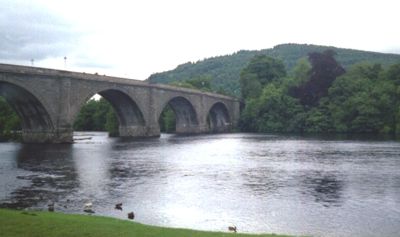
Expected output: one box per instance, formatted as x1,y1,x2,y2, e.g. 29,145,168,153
47,202,55,212
228,226,237,233
83,202,95,213
115,203,123,211
127,211,135,220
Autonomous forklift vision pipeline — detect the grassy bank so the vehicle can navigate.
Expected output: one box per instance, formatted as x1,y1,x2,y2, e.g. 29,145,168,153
0,209,292,237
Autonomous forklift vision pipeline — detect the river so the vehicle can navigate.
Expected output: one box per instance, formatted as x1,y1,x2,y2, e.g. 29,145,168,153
0,132,399,237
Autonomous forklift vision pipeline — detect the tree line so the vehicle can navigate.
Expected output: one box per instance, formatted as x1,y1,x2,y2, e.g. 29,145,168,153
239,50,400,134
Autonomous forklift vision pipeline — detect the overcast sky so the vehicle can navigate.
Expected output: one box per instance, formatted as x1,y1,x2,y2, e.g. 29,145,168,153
1,0,399,79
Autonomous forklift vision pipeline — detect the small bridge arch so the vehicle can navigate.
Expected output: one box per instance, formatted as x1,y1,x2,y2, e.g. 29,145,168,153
207,102,232,133
158,95,199,134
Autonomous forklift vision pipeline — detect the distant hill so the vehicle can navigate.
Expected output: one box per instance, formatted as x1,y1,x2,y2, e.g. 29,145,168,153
147,43,400,96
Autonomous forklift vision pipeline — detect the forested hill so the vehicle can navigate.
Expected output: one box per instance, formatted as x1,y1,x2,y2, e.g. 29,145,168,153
147,43,400,96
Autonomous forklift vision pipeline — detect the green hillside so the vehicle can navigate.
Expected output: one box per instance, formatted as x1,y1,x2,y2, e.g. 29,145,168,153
148,43,400,96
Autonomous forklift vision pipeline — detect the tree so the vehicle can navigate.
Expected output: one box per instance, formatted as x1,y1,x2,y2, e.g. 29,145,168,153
240,82,304,132
239,54,308,132
73,99,98,131
290,50,345,107
304,98,334,133
170,76,213,92
240,55,286,99
255,84,304,132
291,58,311,86
0,96,21,139
73,98,119,136
159,105,176,133
383,63,400,85
105,108,119,136
327,63,395,133
382,63,400,134
239,73,262,99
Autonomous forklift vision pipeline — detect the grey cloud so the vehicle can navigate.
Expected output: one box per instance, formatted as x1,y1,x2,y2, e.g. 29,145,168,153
0,0,81,61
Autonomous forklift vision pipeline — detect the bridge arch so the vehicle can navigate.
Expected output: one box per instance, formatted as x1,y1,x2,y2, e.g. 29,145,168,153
207,102,232,133
158,96,199,134
73,88,146,137
0,81,55,142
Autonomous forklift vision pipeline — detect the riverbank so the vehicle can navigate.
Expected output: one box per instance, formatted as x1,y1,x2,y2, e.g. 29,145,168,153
0,209,291,237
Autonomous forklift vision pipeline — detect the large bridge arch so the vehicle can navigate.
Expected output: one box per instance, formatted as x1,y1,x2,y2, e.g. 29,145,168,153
158,96,200,134
0,81,56,142
207,102,232,133
71,88,148,137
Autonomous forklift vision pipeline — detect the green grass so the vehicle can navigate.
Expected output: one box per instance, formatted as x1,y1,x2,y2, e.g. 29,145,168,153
0,209,293,237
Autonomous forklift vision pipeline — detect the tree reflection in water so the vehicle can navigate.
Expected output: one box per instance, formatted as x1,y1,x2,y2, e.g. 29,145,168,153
302,171,344,207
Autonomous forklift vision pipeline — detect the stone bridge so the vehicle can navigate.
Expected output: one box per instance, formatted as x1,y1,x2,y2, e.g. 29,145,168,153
0,64,240,143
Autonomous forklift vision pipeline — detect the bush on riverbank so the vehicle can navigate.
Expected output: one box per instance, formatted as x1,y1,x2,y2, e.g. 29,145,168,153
0,209,291,237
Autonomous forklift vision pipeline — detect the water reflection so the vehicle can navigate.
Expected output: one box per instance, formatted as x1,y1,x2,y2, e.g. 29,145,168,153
242,168,285,195
302,172,344,207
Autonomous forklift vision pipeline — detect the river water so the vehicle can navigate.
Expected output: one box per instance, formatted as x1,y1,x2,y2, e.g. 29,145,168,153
0,132,399,237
